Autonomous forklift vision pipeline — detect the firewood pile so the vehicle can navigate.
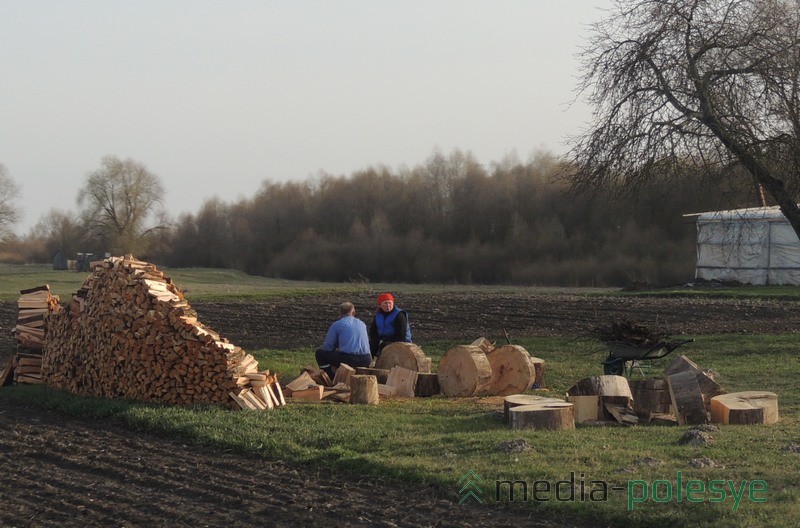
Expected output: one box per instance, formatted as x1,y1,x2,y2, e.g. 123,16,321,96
282,338,546,405
3,285,62,385
42,255,282,409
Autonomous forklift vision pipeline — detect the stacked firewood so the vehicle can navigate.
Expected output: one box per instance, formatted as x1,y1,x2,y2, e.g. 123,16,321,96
9,285,61,385
42,255,282,409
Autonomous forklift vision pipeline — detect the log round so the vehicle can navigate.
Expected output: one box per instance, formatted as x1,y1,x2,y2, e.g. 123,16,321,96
485,345,536,396
710,391,779,425
437,345,492,397
509,402,575,431
374,342,431,373
503,394,566,423
349,375,379,405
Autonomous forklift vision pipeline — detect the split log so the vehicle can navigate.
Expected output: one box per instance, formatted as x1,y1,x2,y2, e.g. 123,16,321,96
666,370,708,425
710,391,779,425
350,375,379,405
529,357,545,388
567,375,632,419
485,345,536,396
332,363,356,386
284,371,317,396
509,402,575,431
355,367,390,384
378,384,397,397
414,372,441,397
503,394,565,423
437,345,493,397
664,355,724,408
470,337,495,355
374,342,432,373
566,395,600,424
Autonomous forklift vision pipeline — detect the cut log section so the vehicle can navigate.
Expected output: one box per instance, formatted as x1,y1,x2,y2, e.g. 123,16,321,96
437,345,492,397
349,375,379,405
503,394,566,423
529,357,545,388
566,395,600,424
664,355,724,409
567,375,633,420
355,367,389,384
485,345,536,396
332,363,356,386
414,372,441,397
710,391,779,425
385,366,418,397
508,402,575,431
374,342,432,373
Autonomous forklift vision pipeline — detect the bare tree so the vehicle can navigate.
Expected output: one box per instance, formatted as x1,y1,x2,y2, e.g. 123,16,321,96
568,0,800,236
0,163,21,238
77,156,166,255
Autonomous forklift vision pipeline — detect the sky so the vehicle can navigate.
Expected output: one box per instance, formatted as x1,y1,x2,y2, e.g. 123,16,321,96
1,0,613,235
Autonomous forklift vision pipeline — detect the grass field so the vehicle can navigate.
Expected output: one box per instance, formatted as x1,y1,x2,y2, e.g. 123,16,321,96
1,264,798,526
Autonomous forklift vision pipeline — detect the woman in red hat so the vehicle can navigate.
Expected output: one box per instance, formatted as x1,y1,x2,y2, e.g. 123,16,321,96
368,292,412,359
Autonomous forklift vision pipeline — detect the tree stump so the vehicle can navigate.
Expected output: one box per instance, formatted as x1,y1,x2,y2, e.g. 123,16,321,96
509,402,575,431
437,345,492,397
503,394,565,423
374,342,431,373
710,391,779,425
349,375,379,405
485,345,536,396
414,372,441,397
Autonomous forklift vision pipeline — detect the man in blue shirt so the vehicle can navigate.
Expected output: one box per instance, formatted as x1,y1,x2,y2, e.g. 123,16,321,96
315,301,372,378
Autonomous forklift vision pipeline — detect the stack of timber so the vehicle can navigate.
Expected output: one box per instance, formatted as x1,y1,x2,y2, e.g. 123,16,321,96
9,285,61,385
229,370,286,410
42,255,280,409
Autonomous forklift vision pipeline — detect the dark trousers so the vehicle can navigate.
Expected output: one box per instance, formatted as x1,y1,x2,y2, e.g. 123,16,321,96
315,349,372,378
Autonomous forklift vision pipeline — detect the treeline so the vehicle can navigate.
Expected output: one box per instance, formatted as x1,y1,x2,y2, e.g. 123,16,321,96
6,150,760,286
154,151,757,286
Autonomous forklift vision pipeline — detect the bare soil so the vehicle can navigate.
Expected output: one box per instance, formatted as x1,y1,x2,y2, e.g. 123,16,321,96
1,291,798,527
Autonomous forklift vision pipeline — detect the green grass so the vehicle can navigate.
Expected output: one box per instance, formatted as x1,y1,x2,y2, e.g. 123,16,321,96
3,333,798,527
0,263,616,301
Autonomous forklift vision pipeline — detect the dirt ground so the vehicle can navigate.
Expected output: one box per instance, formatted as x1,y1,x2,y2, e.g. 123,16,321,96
1,290,799,527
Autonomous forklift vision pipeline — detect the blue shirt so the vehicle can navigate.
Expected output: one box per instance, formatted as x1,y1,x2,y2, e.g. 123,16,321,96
322,315,371,356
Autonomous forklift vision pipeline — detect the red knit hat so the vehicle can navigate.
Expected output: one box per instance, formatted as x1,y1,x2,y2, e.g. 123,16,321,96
377,293,394,305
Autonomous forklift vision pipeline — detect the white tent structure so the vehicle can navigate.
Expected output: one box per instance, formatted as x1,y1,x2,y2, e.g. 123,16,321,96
693,207,800,285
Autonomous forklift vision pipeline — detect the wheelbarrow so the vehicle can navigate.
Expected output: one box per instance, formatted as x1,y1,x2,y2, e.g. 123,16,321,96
601,339,694,376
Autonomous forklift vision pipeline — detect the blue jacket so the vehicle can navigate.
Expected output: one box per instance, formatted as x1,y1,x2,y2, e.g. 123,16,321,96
322,315,371,356
369,308,412,355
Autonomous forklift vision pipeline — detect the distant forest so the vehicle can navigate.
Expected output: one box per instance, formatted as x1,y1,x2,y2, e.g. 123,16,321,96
12,150,763,287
